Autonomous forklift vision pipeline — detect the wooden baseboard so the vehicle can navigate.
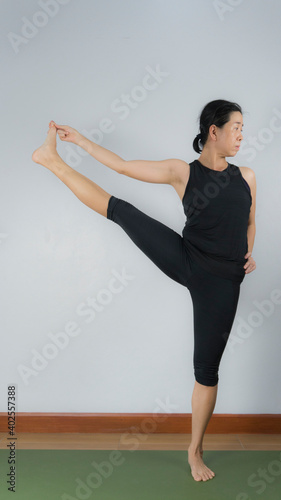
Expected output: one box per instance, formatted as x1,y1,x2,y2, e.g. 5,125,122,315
1,413,280,434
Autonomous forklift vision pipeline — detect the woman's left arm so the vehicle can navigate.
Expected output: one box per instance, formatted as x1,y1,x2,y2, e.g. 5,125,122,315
244,168,256,274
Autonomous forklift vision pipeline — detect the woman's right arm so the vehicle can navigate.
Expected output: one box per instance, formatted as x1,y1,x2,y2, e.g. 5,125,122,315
77,135,188,187
53,123,188,188
78,136,185,184
77,134,125,174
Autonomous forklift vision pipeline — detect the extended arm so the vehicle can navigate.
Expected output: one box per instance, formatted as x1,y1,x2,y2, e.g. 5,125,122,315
77,135,185,186
53,122,188,195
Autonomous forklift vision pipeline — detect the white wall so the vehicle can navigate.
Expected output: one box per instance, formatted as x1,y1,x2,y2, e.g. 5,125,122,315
1,0,280,414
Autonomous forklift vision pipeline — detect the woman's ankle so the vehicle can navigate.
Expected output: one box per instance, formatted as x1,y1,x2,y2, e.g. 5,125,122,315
188,443,202,454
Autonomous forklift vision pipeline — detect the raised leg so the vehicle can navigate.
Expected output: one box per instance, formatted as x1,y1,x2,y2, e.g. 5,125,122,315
32,123,111,217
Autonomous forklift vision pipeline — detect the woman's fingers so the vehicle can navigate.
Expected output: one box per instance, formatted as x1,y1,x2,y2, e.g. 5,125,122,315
56,128,71,141
244,257,256,273
49,121,68,132
49,121,78,142
54,123,67,131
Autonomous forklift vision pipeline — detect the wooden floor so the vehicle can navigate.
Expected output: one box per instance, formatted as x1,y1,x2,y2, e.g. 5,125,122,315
1,433,280,450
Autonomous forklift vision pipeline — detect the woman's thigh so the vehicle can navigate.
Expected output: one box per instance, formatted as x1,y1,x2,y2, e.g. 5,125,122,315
107,196,193,287
187,260,241,386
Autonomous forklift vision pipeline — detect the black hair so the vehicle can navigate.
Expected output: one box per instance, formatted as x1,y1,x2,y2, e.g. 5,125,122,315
193,99,243,154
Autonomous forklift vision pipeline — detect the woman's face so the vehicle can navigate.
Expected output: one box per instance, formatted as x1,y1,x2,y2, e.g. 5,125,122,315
216,111,244,157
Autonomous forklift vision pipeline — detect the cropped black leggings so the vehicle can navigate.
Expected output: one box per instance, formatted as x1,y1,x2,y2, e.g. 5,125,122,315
107,196,240,387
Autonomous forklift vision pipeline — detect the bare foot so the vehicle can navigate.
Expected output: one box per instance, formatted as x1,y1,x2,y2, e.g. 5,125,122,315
32,122,60,168
188,446,215,481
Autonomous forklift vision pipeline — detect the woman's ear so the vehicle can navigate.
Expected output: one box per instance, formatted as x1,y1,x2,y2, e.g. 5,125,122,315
209,124,218,141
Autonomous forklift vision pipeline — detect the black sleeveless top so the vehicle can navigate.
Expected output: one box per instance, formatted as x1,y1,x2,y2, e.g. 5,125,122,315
182,159,252,283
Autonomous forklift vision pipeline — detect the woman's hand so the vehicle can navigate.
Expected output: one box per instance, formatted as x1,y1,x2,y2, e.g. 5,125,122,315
49,121,82,145
244,252,256,274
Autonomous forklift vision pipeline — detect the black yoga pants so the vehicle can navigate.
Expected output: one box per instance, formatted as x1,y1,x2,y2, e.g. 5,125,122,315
107,195,240,387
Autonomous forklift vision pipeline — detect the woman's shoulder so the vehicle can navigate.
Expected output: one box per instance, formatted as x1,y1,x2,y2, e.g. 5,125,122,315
169,159,190,201
238,166,256,184
170,159,190,182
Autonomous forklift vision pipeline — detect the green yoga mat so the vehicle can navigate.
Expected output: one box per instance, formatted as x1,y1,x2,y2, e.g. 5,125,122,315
0,449,281,499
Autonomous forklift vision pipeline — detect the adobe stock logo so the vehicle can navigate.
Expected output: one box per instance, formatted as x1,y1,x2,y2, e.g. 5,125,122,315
183,165,241,226
17,268,135,386
213,0,245,21
62,64,170,168
224,287,281,353
7,0,71,54
61,396,178,500
239,108,281,162
235,451,281,500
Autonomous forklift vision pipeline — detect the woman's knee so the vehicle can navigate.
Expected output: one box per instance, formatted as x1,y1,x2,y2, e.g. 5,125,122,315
194,366,219,387
107,195,120,220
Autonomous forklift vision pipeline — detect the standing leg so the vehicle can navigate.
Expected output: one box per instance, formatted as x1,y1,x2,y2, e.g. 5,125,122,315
188,381,217,481
186,262,241,481
32,123,111,217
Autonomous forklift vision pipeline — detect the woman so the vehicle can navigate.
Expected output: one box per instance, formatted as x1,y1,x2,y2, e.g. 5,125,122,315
32,99,256,482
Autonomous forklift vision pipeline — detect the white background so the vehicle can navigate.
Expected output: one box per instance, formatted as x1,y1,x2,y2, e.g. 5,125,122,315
1,0,281,414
